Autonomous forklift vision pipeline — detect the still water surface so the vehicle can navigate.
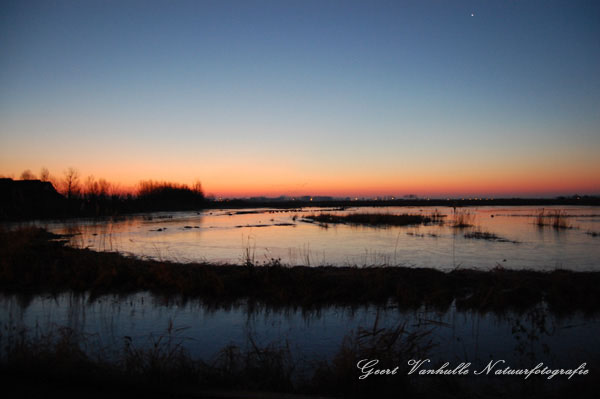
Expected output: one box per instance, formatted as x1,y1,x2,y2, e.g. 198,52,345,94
1,293,597,370
2,205,599,371
17,205,600,271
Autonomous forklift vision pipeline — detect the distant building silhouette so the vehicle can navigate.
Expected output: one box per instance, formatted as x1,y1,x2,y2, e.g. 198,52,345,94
0,178,66,220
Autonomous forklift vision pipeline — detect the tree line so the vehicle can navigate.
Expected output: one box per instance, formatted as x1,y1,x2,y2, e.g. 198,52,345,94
5,167,205,218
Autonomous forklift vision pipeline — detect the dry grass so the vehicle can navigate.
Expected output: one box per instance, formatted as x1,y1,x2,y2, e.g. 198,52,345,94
2,313,596,398
1,228,600,315
463,230,518,243
534,209,571,230
452,208,475,228
535,209,546,227
550,210,570,229
310,313,435,397
304,212,444,227
0,315,437,398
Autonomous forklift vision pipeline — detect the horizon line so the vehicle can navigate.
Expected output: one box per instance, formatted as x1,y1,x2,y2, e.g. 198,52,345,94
3,176,599,200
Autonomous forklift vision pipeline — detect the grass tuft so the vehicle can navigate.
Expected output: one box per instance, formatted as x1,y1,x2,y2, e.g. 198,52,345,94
1,228,600,315
304,212,444,227
534,209,571,230
463,230,518,243
452,208,475,228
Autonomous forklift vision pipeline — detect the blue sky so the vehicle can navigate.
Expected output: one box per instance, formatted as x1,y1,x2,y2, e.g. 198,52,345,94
1,0,599,196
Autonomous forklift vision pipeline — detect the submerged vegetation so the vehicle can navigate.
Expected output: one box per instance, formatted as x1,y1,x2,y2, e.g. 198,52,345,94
5,316,587,398
1,225,599,397
463,230,519,243
452,208,475,228
303,211,445,227
534,209,571,230
1,227,599,315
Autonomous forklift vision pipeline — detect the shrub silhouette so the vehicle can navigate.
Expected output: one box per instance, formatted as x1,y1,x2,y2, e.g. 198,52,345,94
137,180,204,211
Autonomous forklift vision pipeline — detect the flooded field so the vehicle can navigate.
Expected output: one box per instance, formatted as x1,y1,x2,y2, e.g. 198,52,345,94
12,205,600,271
2,292,598,373
2,206,599,395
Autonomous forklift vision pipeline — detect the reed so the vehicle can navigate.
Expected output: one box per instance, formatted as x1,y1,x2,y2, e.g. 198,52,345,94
2,227,600,315
304,212,442,227
0,318,434,398
534,209,571,230
550,210,570,229
535,209,546,227
463,230,518,243
452,208,475,228
2,315,594,398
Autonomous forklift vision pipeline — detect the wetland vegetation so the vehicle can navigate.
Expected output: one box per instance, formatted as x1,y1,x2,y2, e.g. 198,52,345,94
2,227,599,315
1,226,599,398
2,186,599,398
302,211,445,227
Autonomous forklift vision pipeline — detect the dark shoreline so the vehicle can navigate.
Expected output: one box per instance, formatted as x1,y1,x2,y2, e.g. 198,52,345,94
209,196,600,210
2,175,599,223
1,227,599,315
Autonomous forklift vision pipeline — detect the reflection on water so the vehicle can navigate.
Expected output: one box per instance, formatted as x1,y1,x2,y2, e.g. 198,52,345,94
3,207,599,388
9,205,600,270
1,293,598,369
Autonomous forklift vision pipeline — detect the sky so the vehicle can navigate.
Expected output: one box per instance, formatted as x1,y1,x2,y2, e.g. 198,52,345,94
1,0,599,198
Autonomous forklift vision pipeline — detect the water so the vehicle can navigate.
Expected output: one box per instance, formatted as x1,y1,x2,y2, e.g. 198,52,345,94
10,205,600,271
2,293,598,370
3,205,600,374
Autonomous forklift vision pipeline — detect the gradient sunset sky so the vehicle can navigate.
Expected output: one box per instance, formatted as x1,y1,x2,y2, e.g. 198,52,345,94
1,0,599,197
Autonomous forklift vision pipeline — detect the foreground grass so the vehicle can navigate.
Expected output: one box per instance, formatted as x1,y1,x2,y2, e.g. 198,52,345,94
1,317,596,399
1,228,600,315
2,228,599,397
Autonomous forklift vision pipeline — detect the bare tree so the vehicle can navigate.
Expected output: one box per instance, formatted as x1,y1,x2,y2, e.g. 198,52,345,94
39,167,50,182
63,167,80,200
98,178,111,198
85,175,99,198
192,180,204,196
20,169,36,180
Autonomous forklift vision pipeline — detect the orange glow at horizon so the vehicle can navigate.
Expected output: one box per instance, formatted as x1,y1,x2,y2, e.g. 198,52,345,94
1,172,597,198
9,169,593,199
2,150,599,198
2,1,600,202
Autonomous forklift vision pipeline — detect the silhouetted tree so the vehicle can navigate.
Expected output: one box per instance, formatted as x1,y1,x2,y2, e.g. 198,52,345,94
39,167,50,182
84,175,112,215
97,178,110,198
192,180,203,194
63,167,80,200
137,180,204,211
20,169,36,180
85,175,99,198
